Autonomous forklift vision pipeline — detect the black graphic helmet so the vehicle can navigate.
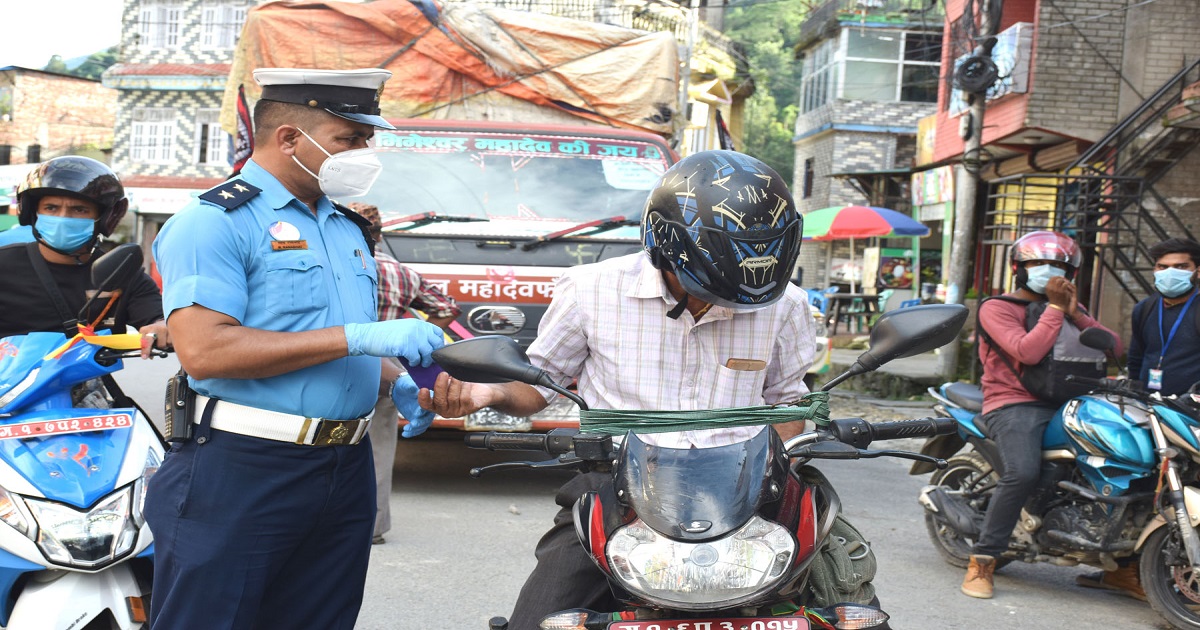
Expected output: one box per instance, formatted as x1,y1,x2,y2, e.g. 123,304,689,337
17,156,129,238
642,150,802,309
1010,230,1081,288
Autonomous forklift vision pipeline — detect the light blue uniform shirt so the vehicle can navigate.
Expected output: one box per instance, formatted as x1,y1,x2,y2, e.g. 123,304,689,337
0,225,34,248
153,159,380,419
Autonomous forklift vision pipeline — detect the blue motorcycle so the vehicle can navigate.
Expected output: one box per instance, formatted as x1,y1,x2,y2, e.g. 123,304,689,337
911,329,1200,629
0,244,165,628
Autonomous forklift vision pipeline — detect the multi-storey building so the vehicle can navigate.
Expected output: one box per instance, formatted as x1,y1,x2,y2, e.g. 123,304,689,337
102,0,256,254
917,0,1200,329
791,0,944,300
0,67,117,216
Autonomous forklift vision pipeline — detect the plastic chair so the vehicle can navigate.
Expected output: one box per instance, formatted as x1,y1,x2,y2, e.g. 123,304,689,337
805,289,830,315
899,298,922,309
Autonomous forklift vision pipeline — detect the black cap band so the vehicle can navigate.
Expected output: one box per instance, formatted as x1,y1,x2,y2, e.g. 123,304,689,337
260,84,382,116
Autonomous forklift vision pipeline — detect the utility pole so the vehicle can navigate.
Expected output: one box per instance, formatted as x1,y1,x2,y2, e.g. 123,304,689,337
677,0,701,152
938,0,1001,380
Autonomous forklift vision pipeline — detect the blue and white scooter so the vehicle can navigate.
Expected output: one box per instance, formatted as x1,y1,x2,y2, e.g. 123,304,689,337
0,244,164,629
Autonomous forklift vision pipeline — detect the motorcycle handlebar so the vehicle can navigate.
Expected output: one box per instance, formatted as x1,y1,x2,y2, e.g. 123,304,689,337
826,416,958,449
464,429,577,455
1064,374,1146,395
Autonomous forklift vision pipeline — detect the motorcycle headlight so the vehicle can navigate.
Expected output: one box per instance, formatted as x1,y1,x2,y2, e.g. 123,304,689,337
26,486,137,568
132,448,162,526
606,516,796,610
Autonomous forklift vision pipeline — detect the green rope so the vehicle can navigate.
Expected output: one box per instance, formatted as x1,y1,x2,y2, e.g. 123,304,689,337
578,391,830,436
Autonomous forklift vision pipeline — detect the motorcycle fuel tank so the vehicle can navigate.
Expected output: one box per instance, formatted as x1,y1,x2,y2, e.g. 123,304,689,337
1061,395,1155,470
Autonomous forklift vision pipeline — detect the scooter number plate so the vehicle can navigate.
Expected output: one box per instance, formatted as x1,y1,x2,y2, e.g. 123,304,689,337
608,618,810,630
0,413,133,441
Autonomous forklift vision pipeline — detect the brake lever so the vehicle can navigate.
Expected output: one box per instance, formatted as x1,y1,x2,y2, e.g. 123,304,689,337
470,454,586,478
860,449,948,469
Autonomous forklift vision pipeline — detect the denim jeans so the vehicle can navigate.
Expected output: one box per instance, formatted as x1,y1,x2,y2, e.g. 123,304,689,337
974,401,1057,558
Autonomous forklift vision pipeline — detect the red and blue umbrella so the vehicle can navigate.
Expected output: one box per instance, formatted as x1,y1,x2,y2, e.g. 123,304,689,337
802,205,930,292
802,205,930,241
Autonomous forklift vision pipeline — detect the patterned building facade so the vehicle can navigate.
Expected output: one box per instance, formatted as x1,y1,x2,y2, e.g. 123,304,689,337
791,0,943,295
103,0,258,203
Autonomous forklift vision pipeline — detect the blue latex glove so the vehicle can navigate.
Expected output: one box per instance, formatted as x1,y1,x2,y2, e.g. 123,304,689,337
392,374,433,438
344,319,444,367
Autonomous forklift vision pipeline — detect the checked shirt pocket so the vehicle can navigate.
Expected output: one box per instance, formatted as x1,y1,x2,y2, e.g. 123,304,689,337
265,253,330,315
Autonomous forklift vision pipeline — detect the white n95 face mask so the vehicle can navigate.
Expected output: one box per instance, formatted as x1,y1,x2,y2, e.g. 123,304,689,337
293,128,383,198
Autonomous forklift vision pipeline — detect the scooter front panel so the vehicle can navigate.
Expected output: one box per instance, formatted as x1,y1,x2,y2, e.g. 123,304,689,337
0,409,137,509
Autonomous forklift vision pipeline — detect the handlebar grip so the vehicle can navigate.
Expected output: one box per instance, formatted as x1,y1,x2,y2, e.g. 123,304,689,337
871,417,958,441
464,432,549,451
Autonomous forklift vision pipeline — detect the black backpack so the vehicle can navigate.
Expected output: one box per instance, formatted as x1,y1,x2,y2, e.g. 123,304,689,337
977,296,1107,405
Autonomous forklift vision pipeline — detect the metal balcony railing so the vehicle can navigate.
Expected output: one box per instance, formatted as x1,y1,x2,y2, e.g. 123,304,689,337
798,0,943,48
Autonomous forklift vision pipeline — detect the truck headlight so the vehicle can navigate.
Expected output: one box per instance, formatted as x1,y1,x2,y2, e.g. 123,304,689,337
26,486,137,568
606,516,795,610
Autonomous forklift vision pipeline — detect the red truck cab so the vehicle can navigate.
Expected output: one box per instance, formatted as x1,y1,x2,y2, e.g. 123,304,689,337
358,119,675,431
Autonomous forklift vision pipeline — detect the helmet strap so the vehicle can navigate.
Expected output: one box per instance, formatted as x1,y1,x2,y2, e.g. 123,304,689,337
666,293,689,319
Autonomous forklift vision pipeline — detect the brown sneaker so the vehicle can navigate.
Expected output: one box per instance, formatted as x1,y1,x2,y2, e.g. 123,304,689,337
1075,564,1146,601
962,554,996,599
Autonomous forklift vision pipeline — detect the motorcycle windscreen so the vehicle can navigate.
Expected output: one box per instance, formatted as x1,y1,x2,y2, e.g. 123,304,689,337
615,427,778,542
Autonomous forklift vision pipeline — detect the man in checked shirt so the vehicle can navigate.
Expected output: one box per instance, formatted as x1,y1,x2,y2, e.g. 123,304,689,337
346,202,461,544
419,151,878,629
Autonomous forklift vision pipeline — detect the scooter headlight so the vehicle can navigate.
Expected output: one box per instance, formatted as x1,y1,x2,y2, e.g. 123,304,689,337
132,448,162,526
0,486,31,537
26,486,137,568
606,516,795,610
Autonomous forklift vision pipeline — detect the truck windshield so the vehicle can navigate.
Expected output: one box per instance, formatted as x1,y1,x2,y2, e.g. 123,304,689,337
359,129,669,225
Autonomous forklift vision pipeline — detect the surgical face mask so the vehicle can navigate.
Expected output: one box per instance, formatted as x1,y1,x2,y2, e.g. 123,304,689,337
36,214,96,253
1025,263,1067,294
292,128,382,198
1155,267,1196,298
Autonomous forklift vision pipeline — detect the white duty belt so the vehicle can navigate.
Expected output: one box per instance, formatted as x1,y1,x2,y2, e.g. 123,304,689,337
193,395,371,446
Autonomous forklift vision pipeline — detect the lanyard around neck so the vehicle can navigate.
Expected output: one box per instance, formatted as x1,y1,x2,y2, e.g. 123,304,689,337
1158,291,1200,367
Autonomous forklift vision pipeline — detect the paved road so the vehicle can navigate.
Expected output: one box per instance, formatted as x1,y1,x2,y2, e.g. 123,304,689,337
114,359,1164,629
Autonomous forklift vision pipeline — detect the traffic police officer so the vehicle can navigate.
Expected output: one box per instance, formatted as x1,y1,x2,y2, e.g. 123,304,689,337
145,68,444,629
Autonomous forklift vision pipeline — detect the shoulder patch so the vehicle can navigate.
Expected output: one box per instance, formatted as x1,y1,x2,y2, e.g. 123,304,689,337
199,180,262,211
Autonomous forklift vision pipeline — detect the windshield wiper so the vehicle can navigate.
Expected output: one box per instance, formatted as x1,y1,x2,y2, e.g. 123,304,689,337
520,215,638,251
382,211,488,231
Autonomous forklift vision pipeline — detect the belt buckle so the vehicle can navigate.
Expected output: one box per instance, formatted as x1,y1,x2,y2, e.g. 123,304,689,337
311,419,356,446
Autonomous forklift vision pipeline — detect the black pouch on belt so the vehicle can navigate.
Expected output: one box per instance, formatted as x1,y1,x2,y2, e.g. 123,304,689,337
164,368,196,442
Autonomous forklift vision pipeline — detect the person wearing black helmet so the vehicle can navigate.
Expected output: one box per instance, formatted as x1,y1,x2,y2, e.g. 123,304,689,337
0,156,169,357
423,151,877,629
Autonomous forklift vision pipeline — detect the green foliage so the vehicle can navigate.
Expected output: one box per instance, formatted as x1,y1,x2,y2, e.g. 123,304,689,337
724,0,809,185
41,47,119,80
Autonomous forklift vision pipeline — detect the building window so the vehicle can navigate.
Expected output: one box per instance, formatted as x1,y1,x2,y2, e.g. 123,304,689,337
131,108,177,164
195,109,230,165
0,86,12,120
802,158,814,199
0,146,11,165
201,1,249,49
26,145,40,163
138,0,183,50
800,38,837,113
842,30,941,103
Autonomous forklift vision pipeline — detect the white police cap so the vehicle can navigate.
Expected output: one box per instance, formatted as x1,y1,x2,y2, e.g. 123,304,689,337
253,68,396,130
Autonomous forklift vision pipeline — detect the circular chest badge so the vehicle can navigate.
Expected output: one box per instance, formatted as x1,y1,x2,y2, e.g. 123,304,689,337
268,221,301,241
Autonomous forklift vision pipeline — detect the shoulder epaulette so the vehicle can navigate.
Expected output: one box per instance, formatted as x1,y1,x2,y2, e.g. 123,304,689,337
199,180,262,211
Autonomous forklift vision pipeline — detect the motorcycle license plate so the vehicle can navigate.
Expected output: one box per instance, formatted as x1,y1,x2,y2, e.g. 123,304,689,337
608,618,810,630
0,413,133,441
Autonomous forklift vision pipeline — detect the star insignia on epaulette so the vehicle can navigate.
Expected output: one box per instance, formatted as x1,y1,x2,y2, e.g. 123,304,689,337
200,179,262,211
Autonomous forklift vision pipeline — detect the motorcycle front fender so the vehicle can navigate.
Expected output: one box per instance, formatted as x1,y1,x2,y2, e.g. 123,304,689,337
7,564,147,629
908,432,967,476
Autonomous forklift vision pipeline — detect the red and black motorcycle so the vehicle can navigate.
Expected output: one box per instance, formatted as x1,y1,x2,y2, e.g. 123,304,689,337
433,304,968,630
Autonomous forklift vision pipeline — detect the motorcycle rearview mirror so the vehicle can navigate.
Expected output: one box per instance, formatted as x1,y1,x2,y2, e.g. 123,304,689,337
78,243,146,323
1079,327,1116,352
1079,326,1125,377
821,304,968,391
431,336,589,410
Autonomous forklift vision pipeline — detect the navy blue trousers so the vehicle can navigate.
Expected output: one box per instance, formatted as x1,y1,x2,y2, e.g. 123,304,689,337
144,426,375,629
